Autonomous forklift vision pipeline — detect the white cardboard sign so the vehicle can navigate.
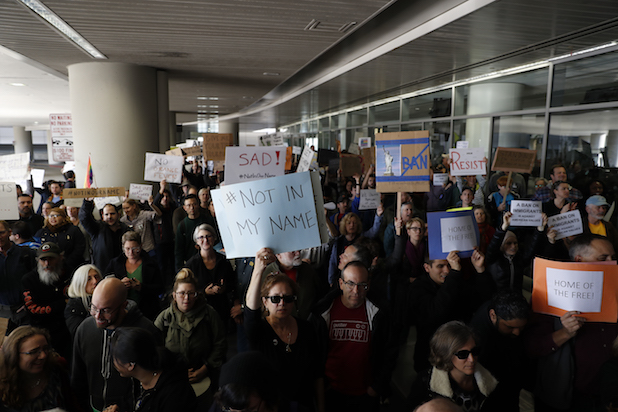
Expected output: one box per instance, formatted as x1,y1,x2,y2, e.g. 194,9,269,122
94,196,122,210
296,146,316,173
359,189,381,210
441,215,477,254
30,169,45,189
0,152,30,183
211,172,324,258
547,210,584,240
0,182,19,220
433,173,448,186
456,140,469,149
224,147,286,185
358,137,371,149
144,153,184,184
546,267,604,313
292,146,302,155
449,148,486,176
510,200,543,227
129,184,153,201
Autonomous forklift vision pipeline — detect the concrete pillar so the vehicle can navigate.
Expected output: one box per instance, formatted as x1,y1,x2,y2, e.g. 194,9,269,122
157,71,170,153
218,120,239,145
169,111,177,147
467,83,523,152
13,126,33,155
605,130,618,168
68,62,161,188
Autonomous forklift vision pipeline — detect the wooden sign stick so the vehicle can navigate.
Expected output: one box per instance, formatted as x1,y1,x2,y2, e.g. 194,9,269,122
396,192,402,236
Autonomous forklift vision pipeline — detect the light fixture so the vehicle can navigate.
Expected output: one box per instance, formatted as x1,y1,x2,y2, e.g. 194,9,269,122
9,82,25,86
15,0,106,59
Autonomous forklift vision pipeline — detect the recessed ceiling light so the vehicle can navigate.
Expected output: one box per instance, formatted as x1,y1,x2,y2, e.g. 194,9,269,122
263,72,280,76
9,83,25,86
15,0,106,59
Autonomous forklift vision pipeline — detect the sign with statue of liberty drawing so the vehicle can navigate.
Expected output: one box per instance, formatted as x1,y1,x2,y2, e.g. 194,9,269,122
375,131,430,193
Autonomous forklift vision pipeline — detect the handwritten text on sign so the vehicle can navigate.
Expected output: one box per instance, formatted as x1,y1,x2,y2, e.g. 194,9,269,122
547,210,583,240
211,172,322,258
64,187,125,199
225,147,285,185
0,152,30,183
359,189,381,210
144,153,184,184
0,182,18,220
129,184,153,201
510,200,542,227
449,148,486,176
547,268,604,313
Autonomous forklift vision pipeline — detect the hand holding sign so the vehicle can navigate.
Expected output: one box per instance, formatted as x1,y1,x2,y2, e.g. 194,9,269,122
446,251,462,271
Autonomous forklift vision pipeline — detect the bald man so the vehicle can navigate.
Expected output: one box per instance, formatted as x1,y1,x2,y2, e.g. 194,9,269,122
71,277,161,411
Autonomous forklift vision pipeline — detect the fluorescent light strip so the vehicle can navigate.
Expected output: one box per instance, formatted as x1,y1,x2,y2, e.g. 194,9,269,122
16,0,106,59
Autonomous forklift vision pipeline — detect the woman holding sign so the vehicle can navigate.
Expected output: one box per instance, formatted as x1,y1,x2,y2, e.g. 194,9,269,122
543,181,578,217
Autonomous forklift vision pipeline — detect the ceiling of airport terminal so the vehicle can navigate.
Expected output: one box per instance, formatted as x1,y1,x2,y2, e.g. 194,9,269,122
1,0,618,129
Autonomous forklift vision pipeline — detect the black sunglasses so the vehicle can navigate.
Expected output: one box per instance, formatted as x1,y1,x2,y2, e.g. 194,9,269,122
453,347,480,360
266,295,297,304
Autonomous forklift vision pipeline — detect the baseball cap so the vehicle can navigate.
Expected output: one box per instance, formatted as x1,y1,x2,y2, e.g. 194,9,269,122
586,195,610,207
38,242,61,259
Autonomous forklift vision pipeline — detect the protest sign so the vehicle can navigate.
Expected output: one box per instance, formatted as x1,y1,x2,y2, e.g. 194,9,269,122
285,147,293,171
182,146,203,157
64,187,125,199
358,138,371,149
310,171,330,245
259,135,273,146
361,147,375,170
359,189,381,210
433,173,448,186
50,113,74,162
30,169,45,189
340,154,363,177
94,196,122,209
427,209,480,259
165,148,183,156
456,140,469,148
63,198,83,208
0,152,30,182
144,153,184,184
375,131,430,193
211,171,324,258
225,147,286,185
532,258,618,322
292,146,302,155
129,184,153,201
491,147,536,173
510,200,542,227
547,210,583,240
271,135,285,146
297,146,315,173
0,182,18,220
203,133,234,161
449,148,486,176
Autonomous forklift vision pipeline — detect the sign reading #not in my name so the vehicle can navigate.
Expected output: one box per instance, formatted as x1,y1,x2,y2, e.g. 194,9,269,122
64,187,125,199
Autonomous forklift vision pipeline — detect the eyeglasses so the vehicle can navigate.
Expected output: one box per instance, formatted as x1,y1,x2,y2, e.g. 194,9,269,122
266,295,296,304
174,291,198,298
453,347,480,360
196,235,214,241
342,280,369,291
48,214,62,218
124,247,141,253
90,304,121,316
20,345,51,356
407,227,422,232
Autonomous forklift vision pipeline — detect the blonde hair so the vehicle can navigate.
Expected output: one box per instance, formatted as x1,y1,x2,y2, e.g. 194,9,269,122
339,213,362,236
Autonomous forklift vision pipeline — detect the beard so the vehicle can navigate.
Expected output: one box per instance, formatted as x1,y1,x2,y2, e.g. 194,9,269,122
37,261,60,285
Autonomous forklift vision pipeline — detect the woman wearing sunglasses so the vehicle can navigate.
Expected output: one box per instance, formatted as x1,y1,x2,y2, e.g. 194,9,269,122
245,247,324,412
0,326,79,411
154,268,226,409
408,321,498,411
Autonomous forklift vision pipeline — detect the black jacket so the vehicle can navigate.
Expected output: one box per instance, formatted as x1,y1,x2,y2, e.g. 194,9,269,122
35,222,86,274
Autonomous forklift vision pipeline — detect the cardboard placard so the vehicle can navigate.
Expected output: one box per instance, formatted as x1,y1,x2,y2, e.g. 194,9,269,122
449,148,486,176
203,133,234,161
491,147,536,173
361,147,375,171
375,131,430,193
0,152,30,183
427,209,480,259
165,148,184,156
63,198,83,208
433,173,448,186
64,187,125,199
129,184,153,201
532,258,618,323
182,146,203,157
340,154,363,177
359,189,381,210
94,196,122,209
211,171,327,258
292,146,302,155
0,182,19,220
297,146,316,173
547,210,584,240
510,200,543,227
144,153,184,184
224,147,286,185
30,169,45,189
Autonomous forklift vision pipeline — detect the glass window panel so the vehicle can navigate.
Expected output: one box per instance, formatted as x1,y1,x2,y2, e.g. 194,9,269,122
552,51,618,107
455,68,548,115
370,101,400,124
401,123,423,131
319,117,330,131
402,90,452,121
347,109,367,127
492,114,545,196
427,121,451,167
308,120,318,133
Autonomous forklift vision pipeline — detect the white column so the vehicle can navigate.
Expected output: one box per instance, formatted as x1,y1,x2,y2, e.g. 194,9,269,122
218,120,239,145
606,130,618,168
68,62,161,188
13,126,33,154
157,70,170,153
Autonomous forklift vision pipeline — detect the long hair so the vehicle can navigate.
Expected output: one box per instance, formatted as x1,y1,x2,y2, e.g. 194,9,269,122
339,212,362,236
43,207,70,230
260,272,299,315
67,264,102,311
429,321,477,372
0,326,59,408
110,327,167,372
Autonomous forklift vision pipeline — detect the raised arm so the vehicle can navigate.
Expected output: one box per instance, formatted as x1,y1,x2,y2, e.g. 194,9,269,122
245,248,275,310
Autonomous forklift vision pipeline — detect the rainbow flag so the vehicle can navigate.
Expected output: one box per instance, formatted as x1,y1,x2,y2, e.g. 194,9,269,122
84,156,94,188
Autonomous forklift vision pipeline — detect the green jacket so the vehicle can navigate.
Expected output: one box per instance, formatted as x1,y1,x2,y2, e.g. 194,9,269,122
155,300,227,370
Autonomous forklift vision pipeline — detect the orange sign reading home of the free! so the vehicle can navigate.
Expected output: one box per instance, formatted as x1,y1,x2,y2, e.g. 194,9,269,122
532,257,618,323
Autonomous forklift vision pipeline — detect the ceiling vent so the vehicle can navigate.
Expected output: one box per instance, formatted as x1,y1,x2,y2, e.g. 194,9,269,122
304,19,356,33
